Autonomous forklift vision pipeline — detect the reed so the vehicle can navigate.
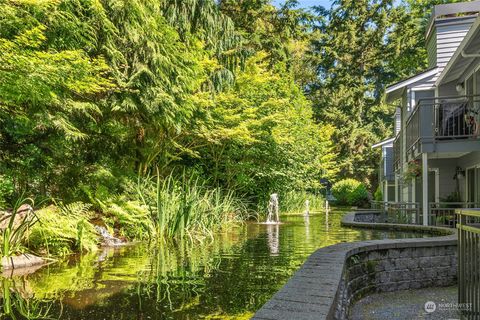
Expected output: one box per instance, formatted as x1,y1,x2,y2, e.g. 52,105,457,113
138,172,247,240
280,191,325,214
0,198,38,258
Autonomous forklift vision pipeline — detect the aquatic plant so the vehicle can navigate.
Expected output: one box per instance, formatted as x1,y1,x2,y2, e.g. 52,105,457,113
99,197,155,241
280,191,325,214
139,172,247,240
0,198,38,258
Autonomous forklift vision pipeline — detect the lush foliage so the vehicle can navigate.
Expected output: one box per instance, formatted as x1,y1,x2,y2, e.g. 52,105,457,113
331,179,370,207
29,203,99,256
0,0,446,250
138,173,248,240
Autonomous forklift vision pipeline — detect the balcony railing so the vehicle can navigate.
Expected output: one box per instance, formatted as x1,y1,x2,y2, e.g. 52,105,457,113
406,95,480,154
429,202,480,227
371,201,420,224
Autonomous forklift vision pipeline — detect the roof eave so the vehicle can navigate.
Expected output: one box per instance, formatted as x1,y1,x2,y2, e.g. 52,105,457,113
385,68,438,103
372,138,395,149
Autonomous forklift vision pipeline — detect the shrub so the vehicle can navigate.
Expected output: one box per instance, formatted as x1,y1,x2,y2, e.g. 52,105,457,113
0,175,15,209
374,186,383,201
331,179,370,207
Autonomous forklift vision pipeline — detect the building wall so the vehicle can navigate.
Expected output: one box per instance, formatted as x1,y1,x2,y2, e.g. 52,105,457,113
429,158,458,200
434,18,476,69
427,31,437,68
458,151,480,202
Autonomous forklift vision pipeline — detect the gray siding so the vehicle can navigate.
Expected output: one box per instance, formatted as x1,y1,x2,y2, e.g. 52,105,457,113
384,146,394,180
394,107,401,135
436,21,474,69
427,33,437,68
458,152,480,202
429,159,458,200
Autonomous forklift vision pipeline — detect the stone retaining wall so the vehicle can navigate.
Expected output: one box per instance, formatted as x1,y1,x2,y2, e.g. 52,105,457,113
351,211,387,223
253,211,457,320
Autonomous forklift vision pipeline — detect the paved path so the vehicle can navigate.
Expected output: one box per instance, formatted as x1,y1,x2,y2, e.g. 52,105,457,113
351,286,459,320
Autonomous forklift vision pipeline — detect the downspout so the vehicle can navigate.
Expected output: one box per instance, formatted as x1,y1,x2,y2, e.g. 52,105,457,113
461,51,480,58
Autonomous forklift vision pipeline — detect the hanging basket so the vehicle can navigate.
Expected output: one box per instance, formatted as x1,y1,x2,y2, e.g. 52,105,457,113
402,160,422,183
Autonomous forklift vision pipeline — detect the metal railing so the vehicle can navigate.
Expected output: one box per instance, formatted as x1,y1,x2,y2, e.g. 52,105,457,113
406,95,480,153
457,208,480,319
371,201,421,224
429,202,480,228
406,106,420,155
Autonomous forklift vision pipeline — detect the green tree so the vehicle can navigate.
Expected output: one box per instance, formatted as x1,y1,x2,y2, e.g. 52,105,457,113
308,0,436,186
183,53,337,202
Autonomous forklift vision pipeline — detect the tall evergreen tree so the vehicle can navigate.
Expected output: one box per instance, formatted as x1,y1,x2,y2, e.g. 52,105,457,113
309,0,435,186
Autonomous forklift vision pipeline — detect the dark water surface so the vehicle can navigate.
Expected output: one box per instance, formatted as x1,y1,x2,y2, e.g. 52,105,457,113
1,211,427,319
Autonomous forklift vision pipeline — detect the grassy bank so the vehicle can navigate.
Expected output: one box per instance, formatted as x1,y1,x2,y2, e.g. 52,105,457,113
0,174,250,259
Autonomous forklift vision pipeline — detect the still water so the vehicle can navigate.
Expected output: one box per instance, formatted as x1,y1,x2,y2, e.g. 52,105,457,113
1,211,426,319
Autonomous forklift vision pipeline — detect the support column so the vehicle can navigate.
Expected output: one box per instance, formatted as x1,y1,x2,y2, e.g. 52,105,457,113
384,181,388,203
422,153,429,226
395,175,398,202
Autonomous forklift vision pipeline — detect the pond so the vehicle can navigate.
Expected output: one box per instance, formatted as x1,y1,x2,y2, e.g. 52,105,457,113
1,211,427,319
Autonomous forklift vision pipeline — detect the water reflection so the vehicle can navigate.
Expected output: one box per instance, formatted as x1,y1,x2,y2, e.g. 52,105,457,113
303,214,310,241
266,224,280,256
0,211,428,319
0,277,54,320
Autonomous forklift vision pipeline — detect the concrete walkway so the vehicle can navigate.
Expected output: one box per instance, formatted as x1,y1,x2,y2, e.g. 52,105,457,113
351,286,459,320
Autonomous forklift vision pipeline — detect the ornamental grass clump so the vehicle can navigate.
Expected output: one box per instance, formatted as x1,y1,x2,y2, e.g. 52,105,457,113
0,198,38,258
138,172,247,240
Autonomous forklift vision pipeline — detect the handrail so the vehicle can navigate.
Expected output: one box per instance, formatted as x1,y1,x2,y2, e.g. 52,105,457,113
429,202,480,228
456,208,480,318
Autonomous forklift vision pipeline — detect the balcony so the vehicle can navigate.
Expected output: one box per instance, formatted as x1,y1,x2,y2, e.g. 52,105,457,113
406,95,480,156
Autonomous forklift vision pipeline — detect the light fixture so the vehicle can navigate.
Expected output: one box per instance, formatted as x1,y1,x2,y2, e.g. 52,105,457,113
454,166,465,180
456,82,465,93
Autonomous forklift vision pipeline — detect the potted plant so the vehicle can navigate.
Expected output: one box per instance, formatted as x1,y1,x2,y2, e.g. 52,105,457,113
403,160,421,183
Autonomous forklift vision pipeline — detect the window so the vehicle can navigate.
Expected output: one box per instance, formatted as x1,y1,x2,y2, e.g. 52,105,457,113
466,167,480,203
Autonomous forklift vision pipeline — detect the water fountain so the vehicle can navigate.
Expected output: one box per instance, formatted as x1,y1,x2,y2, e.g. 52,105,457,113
266,193,280,224
304,200,310,216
